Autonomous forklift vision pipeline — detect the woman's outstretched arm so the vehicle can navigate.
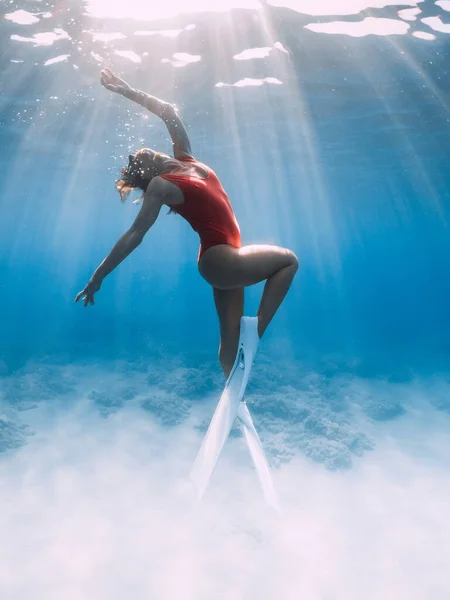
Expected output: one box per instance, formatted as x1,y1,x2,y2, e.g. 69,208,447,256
101,67,192,159
75,181,164,307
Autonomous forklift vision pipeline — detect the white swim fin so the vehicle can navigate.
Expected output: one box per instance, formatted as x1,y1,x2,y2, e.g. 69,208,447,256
237,401,280,512
190,317,259,499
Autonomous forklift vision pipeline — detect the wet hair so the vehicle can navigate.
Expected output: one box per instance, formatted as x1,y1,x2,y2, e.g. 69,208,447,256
115,153,151,204
115,150,177,214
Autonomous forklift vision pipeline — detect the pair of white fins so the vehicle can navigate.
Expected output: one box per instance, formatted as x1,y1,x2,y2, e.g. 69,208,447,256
190,317,279,511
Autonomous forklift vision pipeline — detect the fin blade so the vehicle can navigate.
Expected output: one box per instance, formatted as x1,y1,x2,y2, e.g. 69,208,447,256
189,317,260,498
190,366,244,498
237,401,280,512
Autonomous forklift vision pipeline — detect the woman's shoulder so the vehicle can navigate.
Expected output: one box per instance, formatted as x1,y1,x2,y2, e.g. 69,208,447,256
176,152,196,163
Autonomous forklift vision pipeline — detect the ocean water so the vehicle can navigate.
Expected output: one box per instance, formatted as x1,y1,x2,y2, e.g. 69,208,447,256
1,1,450,598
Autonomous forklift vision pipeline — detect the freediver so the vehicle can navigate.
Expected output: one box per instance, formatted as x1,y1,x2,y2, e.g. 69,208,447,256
75,68,298,378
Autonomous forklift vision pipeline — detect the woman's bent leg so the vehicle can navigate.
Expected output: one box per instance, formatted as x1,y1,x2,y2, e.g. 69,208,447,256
256,261,298,336
199,244,299,339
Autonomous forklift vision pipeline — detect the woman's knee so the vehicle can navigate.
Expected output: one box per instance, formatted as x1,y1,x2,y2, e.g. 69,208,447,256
289,250,299,270
282,248,299,271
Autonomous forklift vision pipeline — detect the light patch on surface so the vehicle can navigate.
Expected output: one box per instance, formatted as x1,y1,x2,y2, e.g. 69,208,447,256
234,43,289,60
273,41,289,53
305,17,410,37
161,52,201,67
91,32,127,42
267,0,422,16
114,50,141,63
134,28,184,38
422,15,450,32
264,77,283,84
234,46,273,60
216,77,283,87
10,29,71,47
436,0,450,11
11,59,24,63
44,54,71,66
398,7,421,20
134,24,195,38
412,30,437,39
86,0,259,21
5,10,40,25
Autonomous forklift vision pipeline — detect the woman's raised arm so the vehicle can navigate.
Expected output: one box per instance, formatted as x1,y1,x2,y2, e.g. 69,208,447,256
101,67,192,159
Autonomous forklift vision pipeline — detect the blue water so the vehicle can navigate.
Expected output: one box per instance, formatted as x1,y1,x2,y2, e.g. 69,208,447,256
1,2,450,598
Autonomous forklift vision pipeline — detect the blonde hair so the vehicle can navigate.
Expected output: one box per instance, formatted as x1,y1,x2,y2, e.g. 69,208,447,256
115,149,171,203
115,151,147,203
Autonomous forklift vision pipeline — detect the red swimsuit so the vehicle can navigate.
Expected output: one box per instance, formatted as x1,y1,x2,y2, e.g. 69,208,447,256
159,156,242,261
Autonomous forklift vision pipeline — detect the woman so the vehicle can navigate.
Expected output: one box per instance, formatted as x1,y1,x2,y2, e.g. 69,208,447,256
76,68,299,378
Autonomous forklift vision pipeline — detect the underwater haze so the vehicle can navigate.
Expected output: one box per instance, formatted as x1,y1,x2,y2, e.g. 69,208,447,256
1,1,450,598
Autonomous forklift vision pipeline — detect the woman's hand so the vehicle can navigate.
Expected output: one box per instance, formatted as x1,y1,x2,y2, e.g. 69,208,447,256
75,277,103,307
100,68,130,94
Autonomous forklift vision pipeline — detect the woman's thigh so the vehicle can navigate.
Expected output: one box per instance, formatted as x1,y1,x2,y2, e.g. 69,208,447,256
199,244,297,290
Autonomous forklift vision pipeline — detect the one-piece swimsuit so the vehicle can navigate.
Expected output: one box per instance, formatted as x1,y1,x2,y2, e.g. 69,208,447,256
159,156,242,261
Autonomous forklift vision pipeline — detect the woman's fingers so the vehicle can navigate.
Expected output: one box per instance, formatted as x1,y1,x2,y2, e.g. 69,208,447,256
75,289,86,303
100,70,114,87
75,286,96,306
100,75,119,92
101,67,115,83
